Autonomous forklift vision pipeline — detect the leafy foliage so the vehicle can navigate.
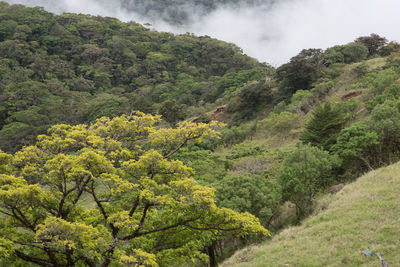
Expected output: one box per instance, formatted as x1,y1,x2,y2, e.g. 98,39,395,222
0,2,264,151
332,123,379,172
260,111,300,136
370,101,400,164
287,89,315,115
0,113,268,266
277,145,340,219
172,148,227,185
158,100,187,125
355,33,388,57
276,49,325,101
324,43,368,64
215,174,282,227
228,81,274,123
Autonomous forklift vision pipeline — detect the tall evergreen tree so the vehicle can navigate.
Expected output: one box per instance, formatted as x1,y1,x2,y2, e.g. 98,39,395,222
300,102,347,151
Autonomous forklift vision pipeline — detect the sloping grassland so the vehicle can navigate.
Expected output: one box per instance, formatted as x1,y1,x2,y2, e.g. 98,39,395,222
223,163,400,266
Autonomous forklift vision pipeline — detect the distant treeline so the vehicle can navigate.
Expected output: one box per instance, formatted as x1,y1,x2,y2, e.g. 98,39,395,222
118,0,277,24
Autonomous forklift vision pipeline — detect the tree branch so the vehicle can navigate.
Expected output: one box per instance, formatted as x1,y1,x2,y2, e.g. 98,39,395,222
133,203,151,235
129,196,140,217
59,174,92,218
163,140,188,159
122,217,200,240
90,181,119,238
12,208,35,231
14,250,53,267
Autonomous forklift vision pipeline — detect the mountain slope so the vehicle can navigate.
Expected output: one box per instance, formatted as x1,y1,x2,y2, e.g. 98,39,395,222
223,163,400,266
0,2,265,152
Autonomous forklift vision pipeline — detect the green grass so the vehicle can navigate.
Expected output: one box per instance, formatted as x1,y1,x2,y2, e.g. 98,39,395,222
222,163,400,267
329,57,387,101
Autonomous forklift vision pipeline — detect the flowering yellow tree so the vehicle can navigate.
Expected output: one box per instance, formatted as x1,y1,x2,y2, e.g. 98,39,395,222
0,112,268,266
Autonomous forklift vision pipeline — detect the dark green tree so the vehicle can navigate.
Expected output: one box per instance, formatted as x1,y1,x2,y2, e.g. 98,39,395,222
228,81,273,123
370,101,400,164
159,100,187,125
300,102,348,151
332,123,379,172
276,49,325,101
277,145,339,220
355,33,388,57
215,174,282,227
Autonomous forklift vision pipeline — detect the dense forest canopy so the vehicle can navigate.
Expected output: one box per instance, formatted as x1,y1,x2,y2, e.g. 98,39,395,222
0,1,266,152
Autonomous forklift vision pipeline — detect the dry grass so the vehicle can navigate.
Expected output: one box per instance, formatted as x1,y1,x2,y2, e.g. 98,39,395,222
222,163,400,267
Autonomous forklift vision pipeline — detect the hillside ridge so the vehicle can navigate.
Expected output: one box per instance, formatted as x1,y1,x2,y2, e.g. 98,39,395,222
223,163,400,266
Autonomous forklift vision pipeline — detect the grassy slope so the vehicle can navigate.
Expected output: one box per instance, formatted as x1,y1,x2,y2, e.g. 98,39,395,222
222,163,400,266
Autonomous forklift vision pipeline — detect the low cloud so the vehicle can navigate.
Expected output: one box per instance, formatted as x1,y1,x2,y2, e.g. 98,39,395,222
5,0,400,65
4,0,142,21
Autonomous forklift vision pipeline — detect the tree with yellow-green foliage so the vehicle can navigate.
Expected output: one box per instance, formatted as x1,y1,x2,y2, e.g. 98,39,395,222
0,112,267,266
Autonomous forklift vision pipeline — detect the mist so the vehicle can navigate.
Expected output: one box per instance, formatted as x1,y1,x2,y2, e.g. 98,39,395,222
5,0,400,66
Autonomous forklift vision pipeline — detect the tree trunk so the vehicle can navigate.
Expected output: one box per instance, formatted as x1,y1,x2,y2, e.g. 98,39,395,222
378,143,384,165
387,143,392,164
218,240,224,260
295,204,305,223
208,244,217,267
359,156,374,171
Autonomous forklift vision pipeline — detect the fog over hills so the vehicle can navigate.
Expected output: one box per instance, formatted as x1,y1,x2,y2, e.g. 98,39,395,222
5,0,400,65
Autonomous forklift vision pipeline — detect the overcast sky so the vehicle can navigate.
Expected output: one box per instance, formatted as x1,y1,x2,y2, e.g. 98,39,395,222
5,0,400,66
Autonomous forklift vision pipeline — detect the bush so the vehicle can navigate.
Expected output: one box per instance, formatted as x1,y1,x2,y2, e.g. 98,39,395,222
287,90,315,115
324,46,345,64
341,43,369,63
311,81,334,100
220,124,256,147
371,67,398,94
352,62,369,77
260,112,300,136
227,142,266,160
324,43,368,65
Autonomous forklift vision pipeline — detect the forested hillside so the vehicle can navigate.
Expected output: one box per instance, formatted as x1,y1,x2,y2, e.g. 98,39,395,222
0,2,266,152
1,2,400,267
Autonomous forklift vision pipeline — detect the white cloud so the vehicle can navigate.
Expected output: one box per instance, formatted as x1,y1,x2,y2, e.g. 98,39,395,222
5,0,400,65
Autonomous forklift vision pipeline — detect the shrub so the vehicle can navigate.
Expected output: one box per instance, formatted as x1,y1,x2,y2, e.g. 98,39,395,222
260,112,300,136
